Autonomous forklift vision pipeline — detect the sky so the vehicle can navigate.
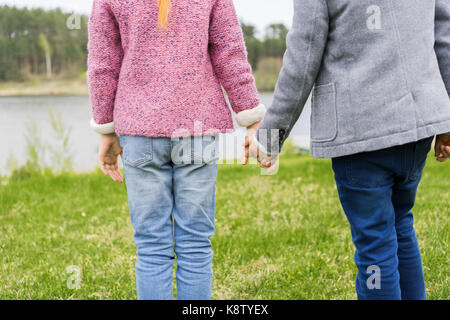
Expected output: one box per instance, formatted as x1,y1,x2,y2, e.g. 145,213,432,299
0,0,294,35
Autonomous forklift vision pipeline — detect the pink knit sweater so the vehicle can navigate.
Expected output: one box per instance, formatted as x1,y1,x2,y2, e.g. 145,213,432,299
88,0,264,137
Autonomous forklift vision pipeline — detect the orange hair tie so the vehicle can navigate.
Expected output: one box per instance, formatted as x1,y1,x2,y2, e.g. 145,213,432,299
158,0,172,28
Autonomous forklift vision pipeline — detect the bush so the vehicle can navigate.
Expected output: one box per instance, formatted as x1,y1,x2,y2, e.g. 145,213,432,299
254,57,282,92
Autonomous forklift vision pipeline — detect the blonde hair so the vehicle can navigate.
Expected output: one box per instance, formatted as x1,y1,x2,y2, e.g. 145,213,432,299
158,0,172,28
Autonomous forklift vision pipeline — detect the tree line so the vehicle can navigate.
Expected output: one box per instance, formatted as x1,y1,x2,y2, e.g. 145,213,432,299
241,22,288,70
0,6,88,81
0,6,287,82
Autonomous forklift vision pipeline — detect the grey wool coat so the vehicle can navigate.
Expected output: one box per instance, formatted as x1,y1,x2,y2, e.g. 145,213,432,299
256,0,450,158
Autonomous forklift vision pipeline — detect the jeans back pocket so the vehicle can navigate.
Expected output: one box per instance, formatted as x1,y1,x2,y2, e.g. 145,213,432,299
120,135,153,167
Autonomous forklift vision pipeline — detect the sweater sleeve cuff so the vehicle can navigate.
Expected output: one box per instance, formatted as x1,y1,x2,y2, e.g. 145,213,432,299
235,104,266,127
90,119,115,135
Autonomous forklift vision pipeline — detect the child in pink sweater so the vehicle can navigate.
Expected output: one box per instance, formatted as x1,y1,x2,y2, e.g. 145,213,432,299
88,0,265,300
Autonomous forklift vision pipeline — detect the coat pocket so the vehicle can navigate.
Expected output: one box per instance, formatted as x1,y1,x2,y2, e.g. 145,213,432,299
120,135,153,167
311,83,337,142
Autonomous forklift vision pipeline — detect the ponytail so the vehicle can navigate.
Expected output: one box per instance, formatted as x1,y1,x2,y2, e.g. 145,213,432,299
158,0,171,28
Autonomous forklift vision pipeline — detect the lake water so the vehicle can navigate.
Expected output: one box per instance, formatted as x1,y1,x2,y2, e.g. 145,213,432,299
0,93,311,174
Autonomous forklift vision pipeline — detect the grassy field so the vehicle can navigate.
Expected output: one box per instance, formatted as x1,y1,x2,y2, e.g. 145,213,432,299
0,154,448,300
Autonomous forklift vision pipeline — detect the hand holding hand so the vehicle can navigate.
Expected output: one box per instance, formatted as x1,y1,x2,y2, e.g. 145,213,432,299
258,151,279,174
242,121,260,165
435,134,450,162
99,133,123,182
242,122,279,173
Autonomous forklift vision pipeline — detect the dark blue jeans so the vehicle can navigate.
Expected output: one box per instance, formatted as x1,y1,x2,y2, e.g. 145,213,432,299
332,137,433,300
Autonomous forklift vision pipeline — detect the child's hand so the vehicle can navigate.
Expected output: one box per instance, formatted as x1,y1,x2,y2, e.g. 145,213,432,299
258,152,279,174
435,134,450,162
242,121,261,165
99,133,123,182
242,122,279,173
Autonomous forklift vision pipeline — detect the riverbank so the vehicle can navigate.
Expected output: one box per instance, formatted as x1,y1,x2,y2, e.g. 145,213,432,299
0,76,278,96
0,59,281,96
0,78,89,96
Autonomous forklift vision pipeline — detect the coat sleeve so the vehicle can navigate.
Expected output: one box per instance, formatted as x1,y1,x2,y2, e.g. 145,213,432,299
255,0,329,154
435,0,450,97
209,0,265,127
88,0,124,134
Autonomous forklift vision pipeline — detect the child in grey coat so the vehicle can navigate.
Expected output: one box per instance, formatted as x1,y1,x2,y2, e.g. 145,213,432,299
245,0,450,299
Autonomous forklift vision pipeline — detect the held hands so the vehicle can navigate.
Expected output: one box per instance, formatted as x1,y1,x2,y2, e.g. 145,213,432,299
99,133,123,183
242,122,279,173
435,134,450,162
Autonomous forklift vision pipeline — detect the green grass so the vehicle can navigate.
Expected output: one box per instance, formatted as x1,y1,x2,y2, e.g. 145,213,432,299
0,154,448,299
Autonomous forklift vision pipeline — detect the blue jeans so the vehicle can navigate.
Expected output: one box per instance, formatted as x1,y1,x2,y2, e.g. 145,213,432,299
120,135,218,300
332,137,433,300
